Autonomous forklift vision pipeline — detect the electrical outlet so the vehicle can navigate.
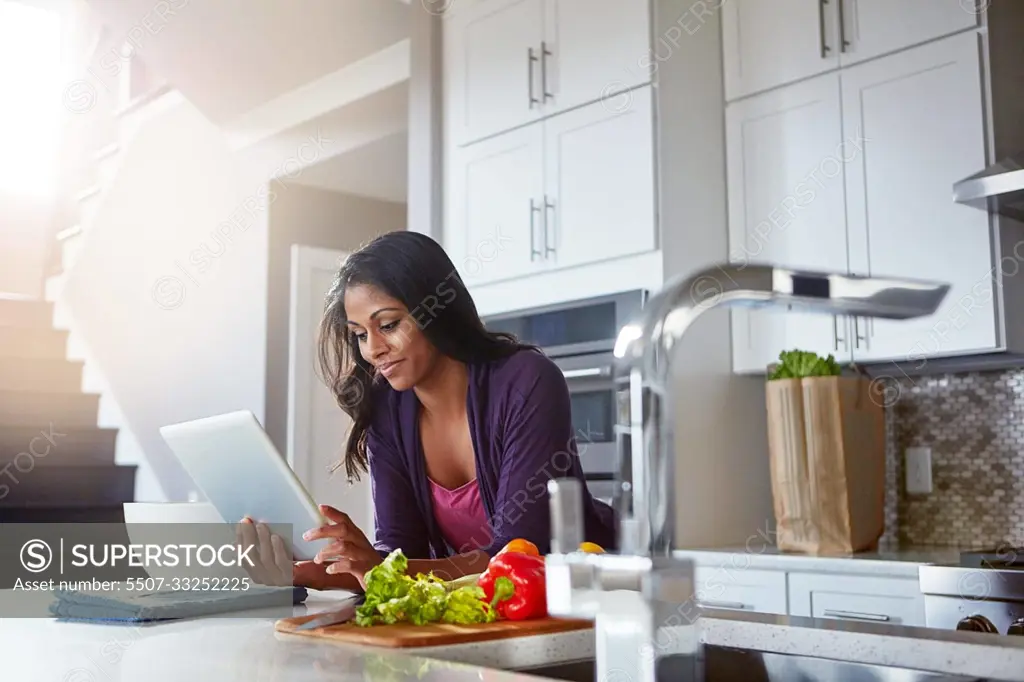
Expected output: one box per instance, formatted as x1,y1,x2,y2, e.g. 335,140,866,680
905,447,933,494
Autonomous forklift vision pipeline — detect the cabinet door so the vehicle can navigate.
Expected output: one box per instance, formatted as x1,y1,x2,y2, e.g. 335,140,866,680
542,86,656,271
693,565,789,616
789,573,925,626
722,0,841,102
842,31,995,364
725,74,853,374
838,0,979,67
447,123,546,286
443,0,545,146
544,0,651,115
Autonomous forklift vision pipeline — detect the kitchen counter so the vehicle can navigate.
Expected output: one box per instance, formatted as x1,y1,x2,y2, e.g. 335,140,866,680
7,588,1024,681
674,544,963,577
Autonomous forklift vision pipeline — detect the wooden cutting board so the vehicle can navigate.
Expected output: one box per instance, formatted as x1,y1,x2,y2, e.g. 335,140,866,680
275,612,593,648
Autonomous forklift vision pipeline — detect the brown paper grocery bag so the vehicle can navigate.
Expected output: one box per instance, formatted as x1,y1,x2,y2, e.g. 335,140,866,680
766,376,885,554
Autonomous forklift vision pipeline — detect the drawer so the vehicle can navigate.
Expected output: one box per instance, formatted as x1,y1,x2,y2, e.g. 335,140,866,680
692,565,788,616
788,572,925,626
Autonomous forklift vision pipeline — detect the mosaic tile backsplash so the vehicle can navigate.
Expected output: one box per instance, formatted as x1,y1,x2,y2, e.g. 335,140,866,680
881,368,1024,548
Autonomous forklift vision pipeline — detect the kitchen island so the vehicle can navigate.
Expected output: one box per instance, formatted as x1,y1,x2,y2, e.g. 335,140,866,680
6,589,1024,681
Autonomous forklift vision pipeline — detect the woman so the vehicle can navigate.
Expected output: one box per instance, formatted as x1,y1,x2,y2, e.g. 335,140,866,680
242,231,616,591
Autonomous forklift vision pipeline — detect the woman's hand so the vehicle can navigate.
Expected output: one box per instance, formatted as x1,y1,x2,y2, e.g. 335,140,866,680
235,517,328,589
303,505,381,589
235,517,292,586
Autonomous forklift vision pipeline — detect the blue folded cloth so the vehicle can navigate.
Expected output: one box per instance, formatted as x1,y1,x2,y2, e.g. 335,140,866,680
48,585,308,623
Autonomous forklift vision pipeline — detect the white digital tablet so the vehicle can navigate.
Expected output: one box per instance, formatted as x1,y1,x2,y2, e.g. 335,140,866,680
159,410,329,561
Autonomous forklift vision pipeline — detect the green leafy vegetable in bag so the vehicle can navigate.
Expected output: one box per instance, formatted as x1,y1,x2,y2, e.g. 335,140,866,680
768,349,842,380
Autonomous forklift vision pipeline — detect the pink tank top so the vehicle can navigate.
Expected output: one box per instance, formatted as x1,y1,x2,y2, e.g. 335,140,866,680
428,477,493,553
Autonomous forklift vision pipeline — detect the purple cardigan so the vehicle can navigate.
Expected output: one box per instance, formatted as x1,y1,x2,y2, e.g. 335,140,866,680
365,348,618,559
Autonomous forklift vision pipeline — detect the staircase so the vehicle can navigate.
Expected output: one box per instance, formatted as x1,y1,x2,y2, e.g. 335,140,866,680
0,295,136,522
0,10,166,522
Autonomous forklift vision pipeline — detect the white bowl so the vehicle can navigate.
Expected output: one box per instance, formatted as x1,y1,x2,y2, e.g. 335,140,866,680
122,502,246,581
123,501,225,525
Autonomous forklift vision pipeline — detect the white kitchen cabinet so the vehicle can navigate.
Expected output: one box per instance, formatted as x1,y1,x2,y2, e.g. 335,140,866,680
444,0,651,146
693,565,789,616
788,572,926,626
543,87,656,270
446,122,545,286
725,74,853,373
838,0,979,67
543,0,651,117
722,0,979,102
722,0,840,102
443,0,545,146
447,85,657,286
726,29,996,373
842,31,994,363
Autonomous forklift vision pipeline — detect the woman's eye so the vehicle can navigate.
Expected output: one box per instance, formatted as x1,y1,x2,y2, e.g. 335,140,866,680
353,331,367,342
380,320,400,332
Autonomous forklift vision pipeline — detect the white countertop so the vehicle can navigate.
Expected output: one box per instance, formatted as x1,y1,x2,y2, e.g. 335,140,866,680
7,587,1024,681
674,544,963,577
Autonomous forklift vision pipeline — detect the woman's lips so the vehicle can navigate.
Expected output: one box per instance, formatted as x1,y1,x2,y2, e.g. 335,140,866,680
379,360,403,378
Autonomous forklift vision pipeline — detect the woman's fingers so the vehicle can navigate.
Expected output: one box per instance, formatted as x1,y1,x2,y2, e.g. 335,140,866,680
255,522,276,571
254,522,293,585
237,518,270,585
318,505,350,525
303,510,363,543
324,557,372,590
271,535,293,585
313,539,364,564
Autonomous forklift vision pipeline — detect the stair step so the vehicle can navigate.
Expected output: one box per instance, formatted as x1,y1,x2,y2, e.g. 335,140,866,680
60,228,85,272
0,426,117,466
77,186,103,227
0,358,84,392
0,390,100,427
0,464,136,508
0,298,54,329
0,326,68,359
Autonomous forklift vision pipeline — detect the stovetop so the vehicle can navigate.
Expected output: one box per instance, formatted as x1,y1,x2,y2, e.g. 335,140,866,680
958,546,1024,570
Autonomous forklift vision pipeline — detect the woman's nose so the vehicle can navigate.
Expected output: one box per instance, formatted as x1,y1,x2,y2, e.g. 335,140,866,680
365,330,390,358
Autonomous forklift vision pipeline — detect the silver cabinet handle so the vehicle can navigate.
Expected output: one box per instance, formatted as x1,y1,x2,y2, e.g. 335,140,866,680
833,316,848,351
562,367,611,379
823,609,891,622
529,198,542,261
697,600,748,611
854,317,869,350
543,195,556,258
527,47,539,109
540,41,554,101
838,0,850,52
818,0,832,59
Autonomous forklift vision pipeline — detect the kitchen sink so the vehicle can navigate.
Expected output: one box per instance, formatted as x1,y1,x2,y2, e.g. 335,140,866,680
514,646,995,682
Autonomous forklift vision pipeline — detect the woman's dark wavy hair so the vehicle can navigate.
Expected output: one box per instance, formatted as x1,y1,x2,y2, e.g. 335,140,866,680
316,231,532,482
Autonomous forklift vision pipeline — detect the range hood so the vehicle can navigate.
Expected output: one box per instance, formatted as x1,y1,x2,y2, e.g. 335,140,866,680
954,155,1024,223
952,0,1024,223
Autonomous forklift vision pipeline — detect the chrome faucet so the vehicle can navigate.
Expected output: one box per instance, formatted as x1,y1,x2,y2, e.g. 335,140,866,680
546,262,950,682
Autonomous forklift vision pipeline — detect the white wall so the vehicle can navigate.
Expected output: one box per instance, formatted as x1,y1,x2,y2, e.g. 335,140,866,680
655,0,775,548
0,192,49,298
263,183,406,454
61,97,272,502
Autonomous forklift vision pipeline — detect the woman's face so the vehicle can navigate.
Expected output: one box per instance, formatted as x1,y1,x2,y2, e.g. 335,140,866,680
344,284,438,391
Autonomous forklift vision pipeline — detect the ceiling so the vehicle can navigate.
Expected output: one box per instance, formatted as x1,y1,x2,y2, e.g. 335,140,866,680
290,130,408,204
82,0,411,124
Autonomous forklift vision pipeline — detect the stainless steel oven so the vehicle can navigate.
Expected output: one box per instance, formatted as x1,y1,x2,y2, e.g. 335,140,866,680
482,290,648,504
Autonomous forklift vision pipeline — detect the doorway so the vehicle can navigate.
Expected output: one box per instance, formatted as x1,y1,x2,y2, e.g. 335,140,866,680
287,244,374,543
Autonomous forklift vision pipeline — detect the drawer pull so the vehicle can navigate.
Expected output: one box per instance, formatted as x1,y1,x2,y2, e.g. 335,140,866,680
697,600,748,611
823,609,890,622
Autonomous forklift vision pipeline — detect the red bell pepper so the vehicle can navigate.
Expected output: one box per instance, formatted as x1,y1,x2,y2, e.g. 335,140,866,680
477,551,547,621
